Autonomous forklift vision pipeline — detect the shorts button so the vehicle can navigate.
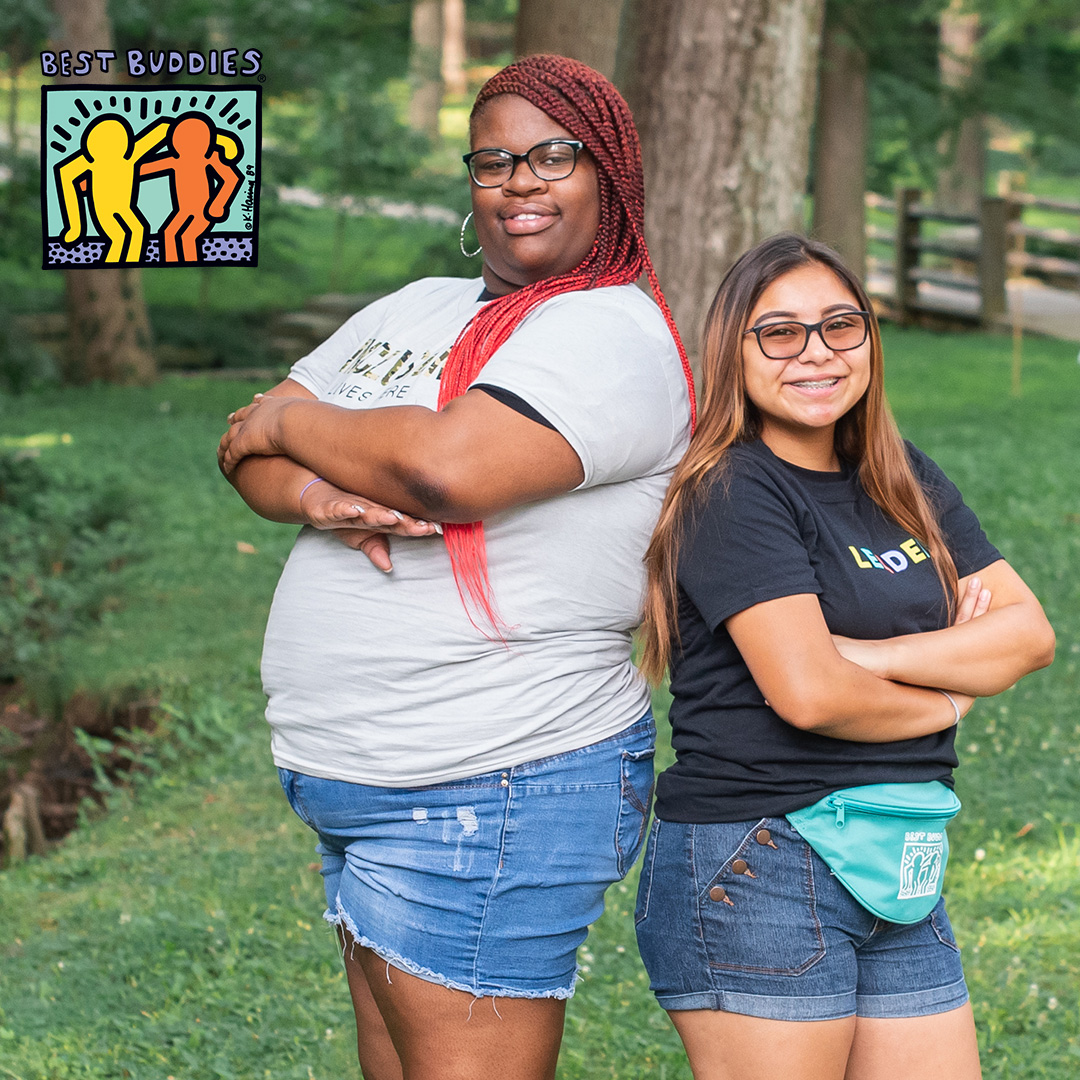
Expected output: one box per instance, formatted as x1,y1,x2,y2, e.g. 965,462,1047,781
732,858,749,875
755,829,778,848
709,885,733,906
500,779,509,787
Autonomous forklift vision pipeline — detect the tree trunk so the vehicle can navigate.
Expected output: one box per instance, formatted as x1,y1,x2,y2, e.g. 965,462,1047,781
515,0,623,80
936,0,983,216
441,0,468,99
617,0,825,352
51,0,156,385
408,0,444,141
811,18,868,279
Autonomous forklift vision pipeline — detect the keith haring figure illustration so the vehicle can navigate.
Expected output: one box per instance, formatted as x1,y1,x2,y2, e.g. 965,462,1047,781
138,114,244,263
54,116,170,263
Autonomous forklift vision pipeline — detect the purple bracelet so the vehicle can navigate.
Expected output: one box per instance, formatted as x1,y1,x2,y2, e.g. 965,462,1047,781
298,477,325,507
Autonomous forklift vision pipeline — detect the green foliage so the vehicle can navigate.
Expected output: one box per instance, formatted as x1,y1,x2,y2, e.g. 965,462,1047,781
0,450,137,682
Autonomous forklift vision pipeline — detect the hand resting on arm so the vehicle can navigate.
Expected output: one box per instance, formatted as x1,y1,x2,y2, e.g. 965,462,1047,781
225,380,440,571
831,560,1055,697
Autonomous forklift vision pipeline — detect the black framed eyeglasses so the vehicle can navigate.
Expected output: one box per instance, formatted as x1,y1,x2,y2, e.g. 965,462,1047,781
462,139,585,187
743,311,871,359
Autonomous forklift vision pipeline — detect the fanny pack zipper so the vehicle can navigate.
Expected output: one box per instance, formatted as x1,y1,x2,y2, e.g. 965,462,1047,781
827,794,959,829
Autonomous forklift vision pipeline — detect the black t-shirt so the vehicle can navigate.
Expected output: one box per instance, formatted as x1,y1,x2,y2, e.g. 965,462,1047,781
655,438,1002,824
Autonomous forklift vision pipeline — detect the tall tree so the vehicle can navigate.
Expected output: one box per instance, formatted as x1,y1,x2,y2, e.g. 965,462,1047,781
408,0,444,141
811,3,868,278
441,0,467,99
617,0,826,350
936,0,983,214
515,0,623,79
50,0,155,385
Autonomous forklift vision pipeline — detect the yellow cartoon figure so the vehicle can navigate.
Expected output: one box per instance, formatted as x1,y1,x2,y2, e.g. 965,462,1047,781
54,116,169,263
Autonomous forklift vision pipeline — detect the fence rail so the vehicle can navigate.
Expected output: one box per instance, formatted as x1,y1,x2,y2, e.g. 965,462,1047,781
864,187,1080,327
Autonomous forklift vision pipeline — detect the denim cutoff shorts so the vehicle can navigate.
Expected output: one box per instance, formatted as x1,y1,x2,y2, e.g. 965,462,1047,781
635,816,969,1021
278,712,655,999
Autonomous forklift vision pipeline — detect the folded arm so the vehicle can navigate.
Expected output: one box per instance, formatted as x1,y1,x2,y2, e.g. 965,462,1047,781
225,379,439,571
832,560,1054,696
218,386,585,523
726,593,971,743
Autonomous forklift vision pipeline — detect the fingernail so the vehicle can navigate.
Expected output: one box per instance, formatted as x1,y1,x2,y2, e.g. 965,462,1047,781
391,510,404,521
433,523,443,534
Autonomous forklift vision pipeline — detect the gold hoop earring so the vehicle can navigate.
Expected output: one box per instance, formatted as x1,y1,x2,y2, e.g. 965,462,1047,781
459,211,482,258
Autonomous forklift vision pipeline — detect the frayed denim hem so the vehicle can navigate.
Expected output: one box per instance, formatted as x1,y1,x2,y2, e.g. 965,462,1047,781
323,903,579,1001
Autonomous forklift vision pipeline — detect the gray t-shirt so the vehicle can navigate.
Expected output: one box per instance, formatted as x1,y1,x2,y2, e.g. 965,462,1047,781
262,276,691,786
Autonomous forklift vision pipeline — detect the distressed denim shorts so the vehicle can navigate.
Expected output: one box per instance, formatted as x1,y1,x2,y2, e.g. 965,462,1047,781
635,816,969,1021
277,712,655,999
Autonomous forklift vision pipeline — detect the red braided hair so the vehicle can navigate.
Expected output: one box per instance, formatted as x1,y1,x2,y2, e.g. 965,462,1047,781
439,54,696,634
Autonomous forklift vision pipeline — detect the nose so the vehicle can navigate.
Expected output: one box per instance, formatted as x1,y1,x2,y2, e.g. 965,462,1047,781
502,157,545,195
799,327,836,365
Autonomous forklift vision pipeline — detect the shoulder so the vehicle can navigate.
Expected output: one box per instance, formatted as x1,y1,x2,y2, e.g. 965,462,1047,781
525,284,677,349
901,440,962,503
692,442,798,524
377,276,484,312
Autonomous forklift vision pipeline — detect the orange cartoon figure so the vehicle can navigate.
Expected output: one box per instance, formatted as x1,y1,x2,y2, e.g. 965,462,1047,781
138,114,244,263
55,116,170,263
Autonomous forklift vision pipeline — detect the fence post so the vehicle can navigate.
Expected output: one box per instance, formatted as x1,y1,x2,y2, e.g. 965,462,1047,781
894,187,921,323
979,196,1008,327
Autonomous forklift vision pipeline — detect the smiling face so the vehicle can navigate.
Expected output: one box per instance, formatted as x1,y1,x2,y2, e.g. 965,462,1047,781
742,262,872,471
468,94,601,295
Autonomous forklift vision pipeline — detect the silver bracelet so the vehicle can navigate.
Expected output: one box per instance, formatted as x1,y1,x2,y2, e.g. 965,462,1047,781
935,689,961,725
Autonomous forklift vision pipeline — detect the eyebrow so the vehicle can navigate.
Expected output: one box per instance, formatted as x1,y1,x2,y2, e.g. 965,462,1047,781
752,302,860,326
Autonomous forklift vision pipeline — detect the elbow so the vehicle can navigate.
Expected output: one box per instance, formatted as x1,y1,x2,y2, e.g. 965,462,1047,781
767,685,841,734
1029,618,1056,673
398,460,488,524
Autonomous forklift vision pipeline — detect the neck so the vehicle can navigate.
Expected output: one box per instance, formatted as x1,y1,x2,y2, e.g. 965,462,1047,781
760,422,841,472
481,263,522,297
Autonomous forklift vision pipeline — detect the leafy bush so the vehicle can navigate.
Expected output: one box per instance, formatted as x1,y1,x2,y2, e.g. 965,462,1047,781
0,451,137,681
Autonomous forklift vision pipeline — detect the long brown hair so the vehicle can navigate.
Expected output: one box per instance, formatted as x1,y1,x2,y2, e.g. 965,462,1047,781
437,54,695,634
639,233,957,684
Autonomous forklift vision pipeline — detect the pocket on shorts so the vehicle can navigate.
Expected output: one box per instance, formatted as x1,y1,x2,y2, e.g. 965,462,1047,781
695,819,826,977
277,767,316,830
616,746,656,877
634,817,661,925
929,898,960,952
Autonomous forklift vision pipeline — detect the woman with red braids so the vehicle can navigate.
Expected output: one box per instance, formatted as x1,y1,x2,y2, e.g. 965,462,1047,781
218,55,694,1078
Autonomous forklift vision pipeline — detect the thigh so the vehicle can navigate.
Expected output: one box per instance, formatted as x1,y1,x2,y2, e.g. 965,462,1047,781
670,1010,855,1080
845,1004,981,1080
352,935,566,1080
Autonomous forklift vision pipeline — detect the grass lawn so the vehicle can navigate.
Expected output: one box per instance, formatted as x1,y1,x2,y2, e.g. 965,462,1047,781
0,324,1078,1077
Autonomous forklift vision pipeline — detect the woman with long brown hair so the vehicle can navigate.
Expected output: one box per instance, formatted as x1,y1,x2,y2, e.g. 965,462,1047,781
635,233,1053,1080
218,56,694,1079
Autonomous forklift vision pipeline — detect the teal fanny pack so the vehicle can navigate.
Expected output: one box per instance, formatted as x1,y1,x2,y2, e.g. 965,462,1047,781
785,781,961,925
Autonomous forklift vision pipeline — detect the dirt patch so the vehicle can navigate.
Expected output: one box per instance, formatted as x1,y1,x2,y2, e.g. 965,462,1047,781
1,683,157,862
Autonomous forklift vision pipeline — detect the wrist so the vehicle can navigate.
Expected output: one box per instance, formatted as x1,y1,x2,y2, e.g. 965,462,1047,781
297,476,325,520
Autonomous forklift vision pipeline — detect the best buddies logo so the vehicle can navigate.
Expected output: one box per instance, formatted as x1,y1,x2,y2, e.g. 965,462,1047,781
39,49,263,270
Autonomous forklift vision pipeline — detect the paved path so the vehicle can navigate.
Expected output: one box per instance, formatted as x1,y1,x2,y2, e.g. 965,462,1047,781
869,273,1080,343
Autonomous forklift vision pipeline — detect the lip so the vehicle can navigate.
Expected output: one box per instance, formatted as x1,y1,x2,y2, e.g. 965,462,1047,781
498,202,558,236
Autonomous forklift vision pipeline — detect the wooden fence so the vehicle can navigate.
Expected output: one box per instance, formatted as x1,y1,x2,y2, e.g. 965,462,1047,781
865,188,1080,327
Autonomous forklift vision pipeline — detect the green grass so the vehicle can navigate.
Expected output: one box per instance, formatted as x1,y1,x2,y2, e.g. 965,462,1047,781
0,324,1078,1077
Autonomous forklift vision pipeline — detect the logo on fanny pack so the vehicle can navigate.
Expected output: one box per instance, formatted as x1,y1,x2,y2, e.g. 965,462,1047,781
896,831,944,899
